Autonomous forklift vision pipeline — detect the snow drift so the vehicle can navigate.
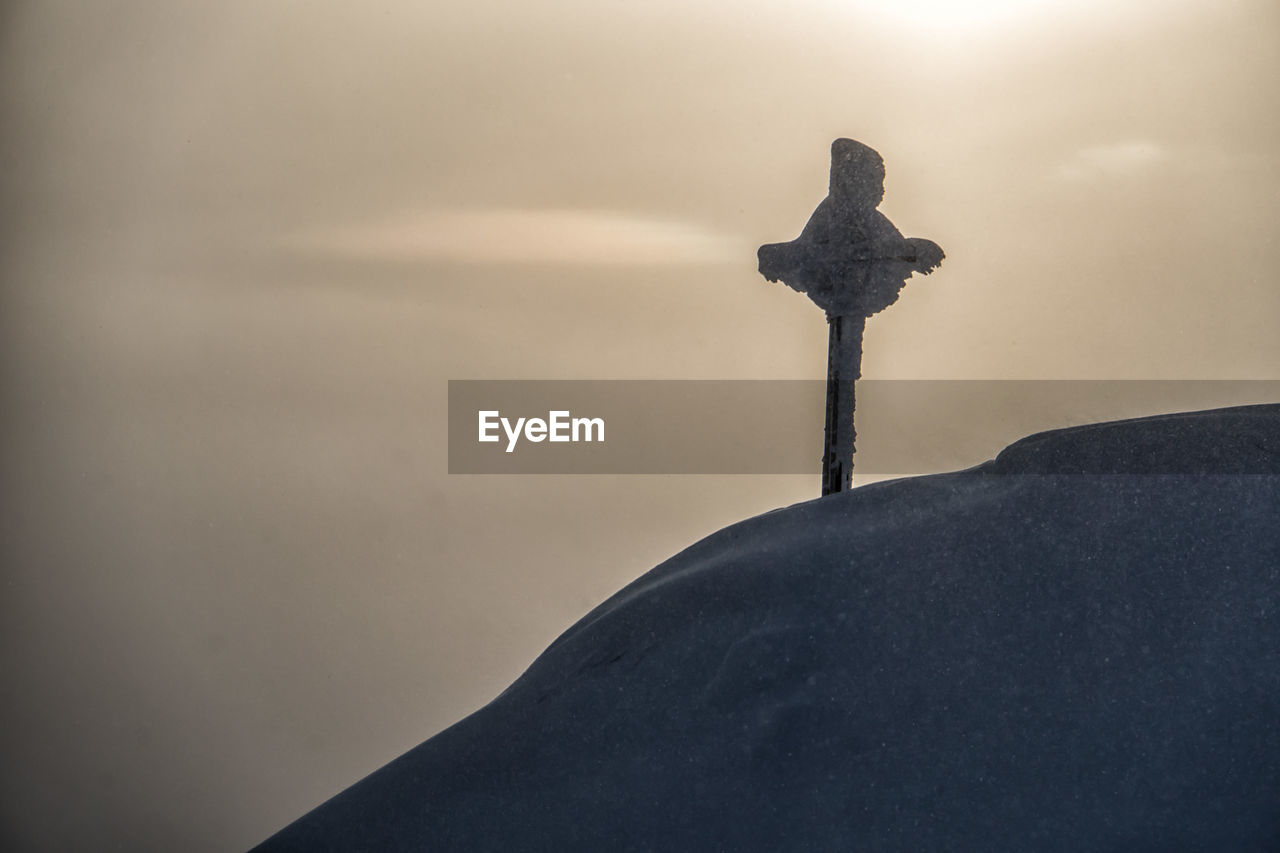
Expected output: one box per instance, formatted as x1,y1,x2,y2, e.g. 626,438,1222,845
254,404,1280,851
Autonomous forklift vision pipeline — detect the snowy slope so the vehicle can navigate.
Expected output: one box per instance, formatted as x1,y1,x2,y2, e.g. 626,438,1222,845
254,404,1280,852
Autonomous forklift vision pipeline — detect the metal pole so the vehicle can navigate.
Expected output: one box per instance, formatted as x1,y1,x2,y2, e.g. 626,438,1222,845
822,314,865,495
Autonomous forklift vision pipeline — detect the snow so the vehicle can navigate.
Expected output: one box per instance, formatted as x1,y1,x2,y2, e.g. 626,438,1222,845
254,404,1280,851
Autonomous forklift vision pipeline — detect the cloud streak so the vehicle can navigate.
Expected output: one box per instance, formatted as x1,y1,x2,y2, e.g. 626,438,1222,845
287,208,748,266
1056,140,1169,180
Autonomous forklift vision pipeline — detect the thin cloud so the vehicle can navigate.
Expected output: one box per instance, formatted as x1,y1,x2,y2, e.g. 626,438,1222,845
1056,140,1169,180
287,208,748,266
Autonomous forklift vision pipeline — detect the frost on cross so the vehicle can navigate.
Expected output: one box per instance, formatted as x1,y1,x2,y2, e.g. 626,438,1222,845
758,139,944,495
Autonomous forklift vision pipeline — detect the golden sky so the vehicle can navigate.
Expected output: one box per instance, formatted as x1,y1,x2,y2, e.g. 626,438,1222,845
2,1,1277,849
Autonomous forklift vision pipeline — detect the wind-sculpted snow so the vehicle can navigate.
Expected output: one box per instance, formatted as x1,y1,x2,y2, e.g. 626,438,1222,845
757,139,943,319
254,404,1280,852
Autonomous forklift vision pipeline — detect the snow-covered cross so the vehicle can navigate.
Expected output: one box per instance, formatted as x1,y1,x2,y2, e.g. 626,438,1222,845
758,139,944,494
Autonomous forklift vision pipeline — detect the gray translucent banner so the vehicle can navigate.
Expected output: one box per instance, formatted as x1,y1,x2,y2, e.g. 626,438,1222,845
447,380,1279,475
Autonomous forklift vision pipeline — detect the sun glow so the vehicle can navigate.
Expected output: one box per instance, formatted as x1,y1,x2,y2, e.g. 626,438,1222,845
860,0,1066,33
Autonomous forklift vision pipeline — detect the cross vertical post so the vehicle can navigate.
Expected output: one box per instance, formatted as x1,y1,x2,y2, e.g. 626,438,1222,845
822,314,865,495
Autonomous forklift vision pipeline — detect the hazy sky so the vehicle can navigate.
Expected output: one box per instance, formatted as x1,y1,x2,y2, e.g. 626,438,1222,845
2,1,1278,850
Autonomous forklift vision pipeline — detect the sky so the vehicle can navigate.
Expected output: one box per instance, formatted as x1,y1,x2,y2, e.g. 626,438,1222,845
1,1,1277,850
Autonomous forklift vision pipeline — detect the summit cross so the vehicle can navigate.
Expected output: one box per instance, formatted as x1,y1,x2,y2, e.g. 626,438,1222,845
758,139,944,495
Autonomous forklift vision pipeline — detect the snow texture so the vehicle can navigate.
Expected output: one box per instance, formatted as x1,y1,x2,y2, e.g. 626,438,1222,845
254,404,1280,852
758,139,943,319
